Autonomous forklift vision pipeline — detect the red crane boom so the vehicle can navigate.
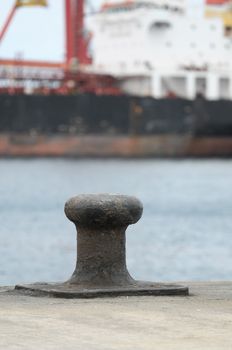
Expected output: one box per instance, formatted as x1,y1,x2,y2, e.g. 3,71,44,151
0,0,91,66
0,0,120,96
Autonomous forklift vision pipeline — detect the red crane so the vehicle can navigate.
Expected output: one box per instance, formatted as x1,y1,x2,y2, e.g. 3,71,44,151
65,0,91,66
0,0,91,67
206,0,230,3
0,0,120,95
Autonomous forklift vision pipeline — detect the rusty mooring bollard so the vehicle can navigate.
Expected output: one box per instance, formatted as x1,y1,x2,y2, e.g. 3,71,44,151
16,194,189,298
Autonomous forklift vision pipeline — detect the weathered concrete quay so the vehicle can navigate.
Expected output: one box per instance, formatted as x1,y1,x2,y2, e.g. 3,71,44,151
1,195,231,349
1,282,232,350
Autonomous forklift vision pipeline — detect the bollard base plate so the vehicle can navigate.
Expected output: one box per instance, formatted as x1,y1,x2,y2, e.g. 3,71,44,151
15,282,189,298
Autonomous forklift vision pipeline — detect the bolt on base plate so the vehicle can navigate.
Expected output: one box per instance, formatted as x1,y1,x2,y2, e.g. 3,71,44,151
15,282,189,298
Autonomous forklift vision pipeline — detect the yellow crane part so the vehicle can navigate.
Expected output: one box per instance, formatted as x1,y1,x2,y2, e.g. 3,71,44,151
223,10,232,26
15,0,48,7
205,8,232,27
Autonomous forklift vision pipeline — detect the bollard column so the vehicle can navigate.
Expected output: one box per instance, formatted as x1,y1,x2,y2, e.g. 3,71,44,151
16,194,189,298
65,194,139,287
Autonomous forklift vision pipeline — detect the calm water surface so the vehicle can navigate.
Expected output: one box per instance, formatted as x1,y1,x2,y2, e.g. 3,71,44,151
0,159,232,285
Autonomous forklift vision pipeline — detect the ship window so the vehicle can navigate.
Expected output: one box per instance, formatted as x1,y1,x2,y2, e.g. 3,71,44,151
225,27,232,36
150,21,170,30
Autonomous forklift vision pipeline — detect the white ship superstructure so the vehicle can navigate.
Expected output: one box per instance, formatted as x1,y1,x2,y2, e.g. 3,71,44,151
87,0,232,99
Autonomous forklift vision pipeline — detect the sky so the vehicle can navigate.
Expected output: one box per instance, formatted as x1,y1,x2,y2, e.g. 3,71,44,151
0,0,65,61
0,0,203,62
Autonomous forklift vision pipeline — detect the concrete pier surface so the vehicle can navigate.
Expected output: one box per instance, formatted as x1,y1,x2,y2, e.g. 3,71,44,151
1,282,232,350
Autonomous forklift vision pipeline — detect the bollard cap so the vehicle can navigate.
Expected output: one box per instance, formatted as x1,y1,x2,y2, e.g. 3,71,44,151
64,194,143,228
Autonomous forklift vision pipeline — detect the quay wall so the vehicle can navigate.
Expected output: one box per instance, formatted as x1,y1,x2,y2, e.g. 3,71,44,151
1,282,232,350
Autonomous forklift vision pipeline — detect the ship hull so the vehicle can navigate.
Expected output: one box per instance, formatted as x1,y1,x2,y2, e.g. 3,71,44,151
0,94,232,157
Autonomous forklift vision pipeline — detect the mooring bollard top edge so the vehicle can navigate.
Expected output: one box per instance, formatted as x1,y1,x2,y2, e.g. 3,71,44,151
64,193,143,227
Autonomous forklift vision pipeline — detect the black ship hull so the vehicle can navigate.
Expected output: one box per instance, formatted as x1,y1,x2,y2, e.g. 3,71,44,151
0,94,232,157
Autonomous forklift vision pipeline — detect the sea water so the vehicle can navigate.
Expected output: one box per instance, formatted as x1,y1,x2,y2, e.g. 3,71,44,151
0,158,232,286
